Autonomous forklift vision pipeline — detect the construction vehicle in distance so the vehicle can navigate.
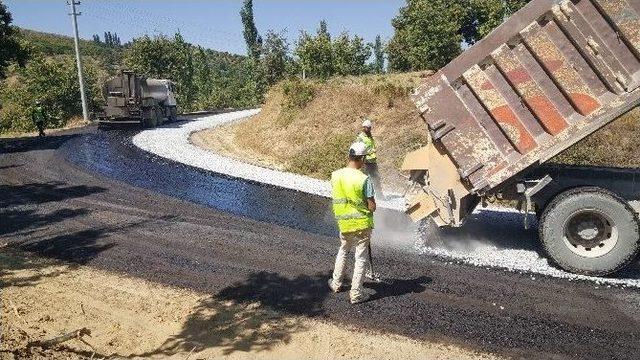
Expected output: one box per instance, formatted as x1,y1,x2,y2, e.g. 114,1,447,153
98,70,178,127
403,0,640,276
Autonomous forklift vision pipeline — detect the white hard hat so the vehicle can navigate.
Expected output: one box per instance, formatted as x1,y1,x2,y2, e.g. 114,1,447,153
349,142,368,157
362,119,372,128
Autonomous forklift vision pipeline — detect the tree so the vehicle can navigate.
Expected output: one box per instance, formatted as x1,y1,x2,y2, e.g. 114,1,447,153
0,1,27,78
461,0,531,44
92,34,101,44
388,0,466,72
173,33,195,109
295,20,334,79
332,33,371,76
240,0,262,61
261,30,289,85
372,35,385,73
0,55,102,132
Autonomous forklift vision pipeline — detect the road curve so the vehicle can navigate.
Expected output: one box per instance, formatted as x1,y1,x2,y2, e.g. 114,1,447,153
2,124,640,359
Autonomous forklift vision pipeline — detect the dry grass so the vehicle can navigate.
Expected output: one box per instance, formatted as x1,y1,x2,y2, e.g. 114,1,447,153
553,107,640,168
192,72,431,191
192,73,640,194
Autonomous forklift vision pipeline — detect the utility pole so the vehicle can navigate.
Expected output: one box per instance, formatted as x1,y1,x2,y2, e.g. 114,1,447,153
68,0,89,121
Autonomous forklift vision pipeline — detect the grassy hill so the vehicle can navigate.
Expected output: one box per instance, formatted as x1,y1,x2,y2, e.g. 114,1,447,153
191,73,429,191
192,74,640,192
14,27,246,74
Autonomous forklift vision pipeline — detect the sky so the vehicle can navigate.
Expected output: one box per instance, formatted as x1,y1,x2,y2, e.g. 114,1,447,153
5,0,404,55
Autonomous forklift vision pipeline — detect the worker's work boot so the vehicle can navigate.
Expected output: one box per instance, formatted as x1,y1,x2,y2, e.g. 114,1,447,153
328,279,342,293
350,293,370,305
350,291,371,304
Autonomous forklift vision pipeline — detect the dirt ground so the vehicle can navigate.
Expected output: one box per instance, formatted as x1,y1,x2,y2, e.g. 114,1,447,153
0,248,501,360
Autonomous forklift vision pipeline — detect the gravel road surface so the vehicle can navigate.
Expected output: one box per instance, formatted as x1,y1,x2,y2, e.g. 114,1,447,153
2,123,640,359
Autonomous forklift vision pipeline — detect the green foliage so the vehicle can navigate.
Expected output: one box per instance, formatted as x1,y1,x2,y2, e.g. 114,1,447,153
388,0,532,71
16,28,122,73
296,21,334,79
240,0,262,61
0,2,28,78
100,31,121,47
461,0,531,44
261,30,289,86
0,56,102,133
123,34,258,111
388,0,466,71
333,33,371,76
281,79,315,109
288,133,353,179
294,20,376,79
372,35,385,74
276,79,316,127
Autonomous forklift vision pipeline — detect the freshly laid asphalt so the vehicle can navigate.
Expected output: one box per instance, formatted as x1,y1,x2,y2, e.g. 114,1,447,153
1,124,639,359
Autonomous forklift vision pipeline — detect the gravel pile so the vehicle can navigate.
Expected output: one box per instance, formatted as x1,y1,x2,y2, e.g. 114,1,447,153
132,110,405,210
415,206,640,288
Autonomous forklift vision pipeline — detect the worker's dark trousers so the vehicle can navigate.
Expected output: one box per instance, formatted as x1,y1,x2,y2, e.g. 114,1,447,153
36,123,45,137
363,162,383,196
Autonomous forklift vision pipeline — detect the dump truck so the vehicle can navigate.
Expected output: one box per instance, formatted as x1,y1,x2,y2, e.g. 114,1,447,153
98,71,178,127
403,0,640,276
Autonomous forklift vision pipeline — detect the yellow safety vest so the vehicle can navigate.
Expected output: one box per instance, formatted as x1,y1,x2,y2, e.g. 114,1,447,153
331,167,374,234
358,132,377,163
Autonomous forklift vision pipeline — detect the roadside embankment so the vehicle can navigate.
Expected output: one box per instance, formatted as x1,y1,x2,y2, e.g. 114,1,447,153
191,73,430,193
191,75,640,189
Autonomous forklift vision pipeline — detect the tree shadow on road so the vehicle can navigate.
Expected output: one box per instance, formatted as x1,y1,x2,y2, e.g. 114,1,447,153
0,133,79,154
136,271,330,357
0,182,107,209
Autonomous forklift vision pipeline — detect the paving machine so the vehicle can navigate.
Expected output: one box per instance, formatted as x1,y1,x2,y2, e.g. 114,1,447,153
98,70,178,127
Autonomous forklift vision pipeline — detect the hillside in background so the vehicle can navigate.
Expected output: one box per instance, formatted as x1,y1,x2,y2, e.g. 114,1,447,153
0,27,253,134
192,75,640,192
14,27,245,74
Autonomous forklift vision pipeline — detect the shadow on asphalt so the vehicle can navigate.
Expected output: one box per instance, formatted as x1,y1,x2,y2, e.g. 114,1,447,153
0,133,80,154
366,276,432,302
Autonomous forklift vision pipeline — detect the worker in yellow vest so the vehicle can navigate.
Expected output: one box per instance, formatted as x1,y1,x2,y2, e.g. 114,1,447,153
357,119,384,197
328,142,377,304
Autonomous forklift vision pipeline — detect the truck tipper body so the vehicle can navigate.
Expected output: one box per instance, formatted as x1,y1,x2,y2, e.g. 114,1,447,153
99,71,178,127
403,0,640,275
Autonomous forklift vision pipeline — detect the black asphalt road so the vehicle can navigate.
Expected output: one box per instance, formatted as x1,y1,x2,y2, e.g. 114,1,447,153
1,125,639,359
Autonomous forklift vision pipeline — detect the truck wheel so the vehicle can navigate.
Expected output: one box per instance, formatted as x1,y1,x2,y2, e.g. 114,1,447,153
539,187,640,276
167,106,177,122
154,106,164,125
143,114,156,128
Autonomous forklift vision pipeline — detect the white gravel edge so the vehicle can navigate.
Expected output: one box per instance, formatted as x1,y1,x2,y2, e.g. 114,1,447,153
132,110,405,210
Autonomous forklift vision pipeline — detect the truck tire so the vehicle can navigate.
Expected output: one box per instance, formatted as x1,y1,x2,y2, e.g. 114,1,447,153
167,106,177,122
143,113,157,128
539,187,640,276
154,105,164,126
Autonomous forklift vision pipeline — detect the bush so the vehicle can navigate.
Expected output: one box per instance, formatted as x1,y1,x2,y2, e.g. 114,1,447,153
0,56,103,134
372,78,412,108
288,133,353,178
281,79,315,109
